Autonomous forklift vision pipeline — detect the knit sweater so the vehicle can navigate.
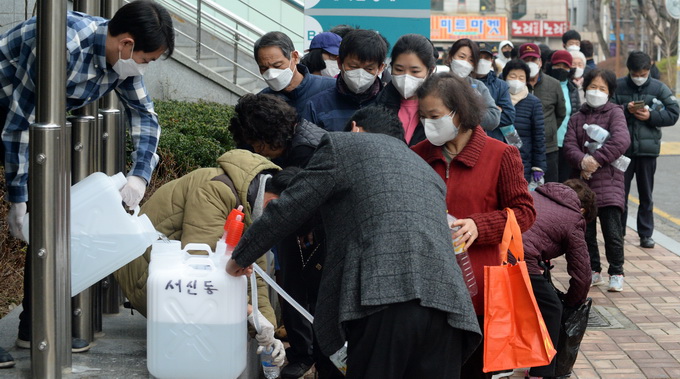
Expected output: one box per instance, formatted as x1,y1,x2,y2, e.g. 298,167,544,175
412,126,536,313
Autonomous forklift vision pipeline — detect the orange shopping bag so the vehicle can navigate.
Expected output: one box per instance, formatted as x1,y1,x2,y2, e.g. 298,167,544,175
483,208,557,373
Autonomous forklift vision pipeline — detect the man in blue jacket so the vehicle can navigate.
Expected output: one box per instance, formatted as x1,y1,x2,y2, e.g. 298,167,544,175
255,31,335,115
612,51,680,248
476,42,515,143
301,30,386,132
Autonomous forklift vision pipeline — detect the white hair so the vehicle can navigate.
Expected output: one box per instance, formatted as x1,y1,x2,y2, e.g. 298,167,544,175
570,50,586,64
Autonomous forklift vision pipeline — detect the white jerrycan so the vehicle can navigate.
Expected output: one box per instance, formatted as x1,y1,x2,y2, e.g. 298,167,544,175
22,172,159,296
147,243,248,379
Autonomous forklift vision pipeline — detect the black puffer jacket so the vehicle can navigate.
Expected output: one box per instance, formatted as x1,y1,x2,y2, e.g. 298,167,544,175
375,82,425,146
611,76,679,157
276,119,327,168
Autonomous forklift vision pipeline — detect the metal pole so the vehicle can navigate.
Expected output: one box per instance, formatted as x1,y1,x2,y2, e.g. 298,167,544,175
97,0,124,321
71,0,101,346
30,0,70,375
196,0,202,62
615,0,621,77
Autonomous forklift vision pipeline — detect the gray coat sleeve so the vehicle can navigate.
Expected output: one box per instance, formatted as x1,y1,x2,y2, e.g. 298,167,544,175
232,135,339,267
472,78,501,131
649,83,680,127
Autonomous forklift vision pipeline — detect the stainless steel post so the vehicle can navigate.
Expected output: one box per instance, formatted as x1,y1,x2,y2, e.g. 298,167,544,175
196,0,202,62
30,0,70,376
99,0,124,317
71,0,101,346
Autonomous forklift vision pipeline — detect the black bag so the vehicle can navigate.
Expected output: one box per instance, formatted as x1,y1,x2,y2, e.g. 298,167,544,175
540,260,592,378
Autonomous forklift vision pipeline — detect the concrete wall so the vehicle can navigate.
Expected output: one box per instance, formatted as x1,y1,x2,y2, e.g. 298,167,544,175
0,0,38,35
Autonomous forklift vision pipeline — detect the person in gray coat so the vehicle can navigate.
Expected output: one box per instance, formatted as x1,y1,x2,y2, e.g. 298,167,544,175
227,132,482,378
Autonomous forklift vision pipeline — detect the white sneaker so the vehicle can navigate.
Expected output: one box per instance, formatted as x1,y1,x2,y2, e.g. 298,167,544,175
608,275,624,292
491,370,514,379
591,271,604,286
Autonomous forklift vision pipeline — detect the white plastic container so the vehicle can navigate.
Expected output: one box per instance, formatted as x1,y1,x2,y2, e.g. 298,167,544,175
147,243,248,379
22,172,159,296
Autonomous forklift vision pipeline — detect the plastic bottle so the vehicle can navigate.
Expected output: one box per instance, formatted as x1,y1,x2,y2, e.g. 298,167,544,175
260,345,280,379
446,214,478,297
652,98,665,111
583,123,610,144
583,141,602,155
611,155,631,171
216,206,245,256
499,125,523,149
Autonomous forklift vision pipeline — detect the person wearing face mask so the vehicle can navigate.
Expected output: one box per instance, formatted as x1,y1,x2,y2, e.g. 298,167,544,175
502,59,547,183
570,50,587,103
520,43,567,184
0,0,175,359
444,39,501,133
412,73,535,379
301,29,387,132
300,32,342,78
374,34,435,145
563,69,631,292
255,32,336,116
549,51,580,183
475,42,516,144
496,40,514,70
562,30,581,52
611,51,680,249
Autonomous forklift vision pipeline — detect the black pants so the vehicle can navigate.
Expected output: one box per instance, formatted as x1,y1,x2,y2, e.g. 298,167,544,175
545,151,559,183
622,156,656,238
557,147,572,183
529,274,563,377
345,300,463,379
587,206,625,275
18,245,31,340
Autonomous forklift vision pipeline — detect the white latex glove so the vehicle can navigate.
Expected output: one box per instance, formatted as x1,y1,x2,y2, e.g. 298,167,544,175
248,311,275,347
8,202,27,240
120,176,146,209
257,339,286,367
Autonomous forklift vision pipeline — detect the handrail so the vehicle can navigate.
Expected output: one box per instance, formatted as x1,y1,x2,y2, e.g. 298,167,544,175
236,0,303,38
283,0,304,10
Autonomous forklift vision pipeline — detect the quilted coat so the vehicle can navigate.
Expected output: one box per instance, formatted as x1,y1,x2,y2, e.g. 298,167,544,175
563,102,630,211
523,183,591,307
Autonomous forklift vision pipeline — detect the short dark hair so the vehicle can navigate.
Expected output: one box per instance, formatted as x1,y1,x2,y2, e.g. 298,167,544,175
254,31,295,62
447,39,480,68
562,30,582,45
583,68,617,98
229,94,297,150
416,72,483,132
300,49,326,74
265,166,302,195
109,0,175,57
626,51,652,72
344,105,405,142
390,34,436,72
328,24,356,39
563,179,598,223
338,29,387,65
580,40,594,58
502,59,530,80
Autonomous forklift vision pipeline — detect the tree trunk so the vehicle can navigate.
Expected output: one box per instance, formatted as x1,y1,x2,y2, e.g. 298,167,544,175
591,0,611,59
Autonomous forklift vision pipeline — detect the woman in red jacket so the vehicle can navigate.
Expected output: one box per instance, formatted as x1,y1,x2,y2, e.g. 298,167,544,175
412,72,536,378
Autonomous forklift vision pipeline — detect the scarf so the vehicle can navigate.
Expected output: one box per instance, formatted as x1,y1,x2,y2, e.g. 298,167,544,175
510,85,529,105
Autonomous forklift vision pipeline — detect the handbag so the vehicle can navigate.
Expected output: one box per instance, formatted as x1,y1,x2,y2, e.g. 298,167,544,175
483,208,557,373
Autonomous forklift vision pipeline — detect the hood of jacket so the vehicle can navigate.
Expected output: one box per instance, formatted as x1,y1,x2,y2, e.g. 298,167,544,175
535,182,581,214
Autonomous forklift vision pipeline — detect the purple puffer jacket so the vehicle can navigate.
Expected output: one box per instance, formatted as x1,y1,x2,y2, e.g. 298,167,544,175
523,183,590,307
563,102,630,211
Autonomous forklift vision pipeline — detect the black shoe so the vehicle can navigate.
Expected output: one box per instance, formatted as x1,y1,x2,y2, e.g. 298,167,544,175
16,337,90,353
281,361,313,378
640,236,655,248
0,347,15,368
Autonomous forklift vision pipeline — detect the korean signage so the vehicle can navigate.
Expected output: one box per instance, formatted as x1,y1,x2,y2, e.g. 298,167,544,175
430,15,508,41
511,20,569,37
304,0,431,51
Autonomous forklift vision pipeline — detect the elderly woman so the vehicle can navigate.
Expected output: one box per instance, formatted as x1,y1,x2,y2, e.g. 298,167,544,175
570,50,587,103
412,72,536,378
563,68,630,293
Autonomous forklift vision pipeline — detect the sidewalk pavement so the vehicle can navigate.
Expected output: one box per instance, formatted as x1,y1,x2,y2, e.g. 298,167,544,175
1,223,679,378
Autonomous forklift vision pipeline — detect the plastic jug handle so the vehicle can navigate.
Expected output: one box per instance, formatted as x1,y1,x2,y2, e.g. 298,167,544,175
184,256,216,270
182,243,215,257
131,206,141,217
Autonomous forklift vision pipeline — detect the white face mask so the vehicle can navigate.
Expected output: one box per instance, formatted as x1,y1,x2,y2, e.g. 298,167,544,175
262,61,295,92
585,89,609,108
112,43,148,80
527,62,540,78
450,59,474,78
392,74,425,99
631,75,648,87
421,111,458,146
507,79,526,95
566,45,580,52
343,68,377,94
476,59,493,76
574,67,584,79
321,59,340,78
